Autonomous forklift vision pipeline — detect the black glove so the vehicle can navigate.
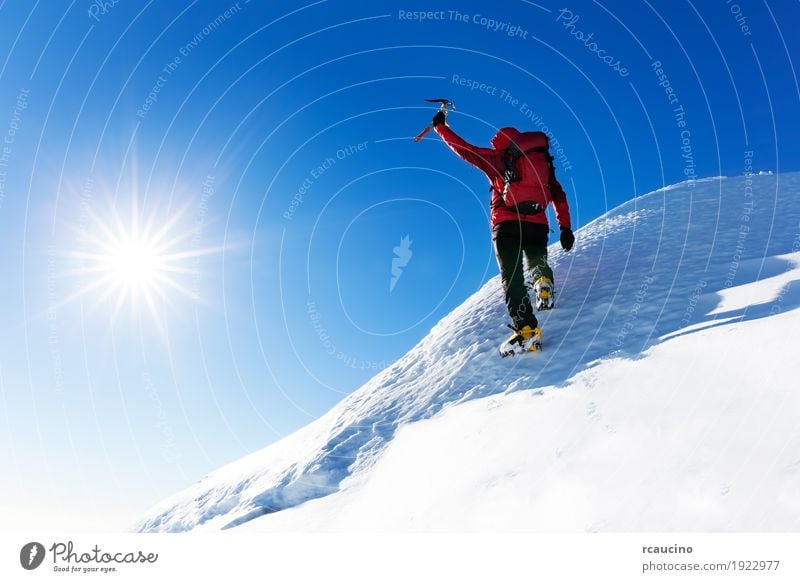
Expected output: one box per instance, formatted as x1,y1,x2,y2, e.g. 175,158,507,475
432,111,446,127
560,227,575,251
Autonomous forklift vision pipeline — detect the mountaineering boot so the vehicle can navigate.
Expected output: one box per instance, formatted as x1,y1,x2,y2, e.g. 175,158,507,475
499,324,542,357
533,276,554,311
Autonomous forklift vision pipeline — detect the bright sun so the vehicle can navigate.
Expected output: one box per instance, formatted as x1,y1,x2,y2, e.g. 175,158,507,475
63,201,219,322
109,237,162,289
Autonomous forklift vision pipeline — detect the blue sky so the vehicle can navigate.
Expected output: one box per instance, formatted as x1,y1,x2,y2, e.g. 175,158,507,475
0,0,797,529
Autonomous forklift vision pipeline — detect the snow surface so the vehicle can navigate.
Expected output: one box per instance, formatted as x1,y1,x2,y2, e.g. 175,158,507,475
137,172,800,532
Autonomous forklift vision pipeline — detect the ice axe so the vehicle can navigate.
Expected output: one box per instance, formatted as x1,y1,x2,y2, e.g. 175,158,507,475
412,98,456,142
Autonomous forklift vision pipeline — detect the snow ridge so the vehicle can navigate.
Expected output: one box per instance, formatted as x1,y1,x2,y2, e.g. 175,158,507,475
137,172,800,532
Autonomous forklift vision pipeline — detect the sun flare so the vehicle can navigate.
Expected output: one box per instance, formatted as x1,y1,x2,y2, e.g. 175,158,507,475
62,201,220,322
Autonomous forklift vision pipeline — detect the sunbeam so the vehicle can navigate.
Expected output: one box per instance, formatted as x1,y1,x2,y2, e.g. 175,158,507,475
60,199,222,325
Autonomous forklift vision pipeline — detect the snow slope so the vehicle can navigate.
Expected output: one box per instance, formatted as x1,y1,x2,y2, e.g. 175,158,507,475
138,172,800,532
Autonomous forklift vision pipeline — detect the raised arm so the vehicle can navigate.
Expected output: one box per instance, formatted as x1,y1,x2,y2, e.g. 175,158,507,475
434,124,498,177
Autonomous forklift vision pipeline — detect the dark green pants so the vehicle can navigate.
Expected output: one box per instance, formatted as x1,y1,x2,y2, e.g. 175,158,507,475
492,221,553,329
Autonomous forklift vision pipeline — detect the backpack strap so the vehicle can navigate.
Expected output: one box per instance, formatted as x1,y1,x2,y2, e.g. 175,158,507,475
489,144,521,198
501,143,522,188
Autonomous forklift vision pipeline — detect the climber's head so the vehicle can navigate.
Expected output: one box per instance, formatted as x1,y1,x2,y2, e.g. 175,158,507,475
491,127,521,150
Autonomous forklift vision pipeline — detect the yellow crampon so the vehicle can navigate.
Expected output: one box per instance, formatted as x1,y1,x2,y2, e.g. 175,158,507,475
533,276,554,311
500,324,542,357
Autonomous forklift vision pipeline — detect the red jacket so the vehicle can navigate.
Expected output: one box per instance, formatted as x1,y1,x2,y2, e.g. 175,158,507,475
435,124,571,229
